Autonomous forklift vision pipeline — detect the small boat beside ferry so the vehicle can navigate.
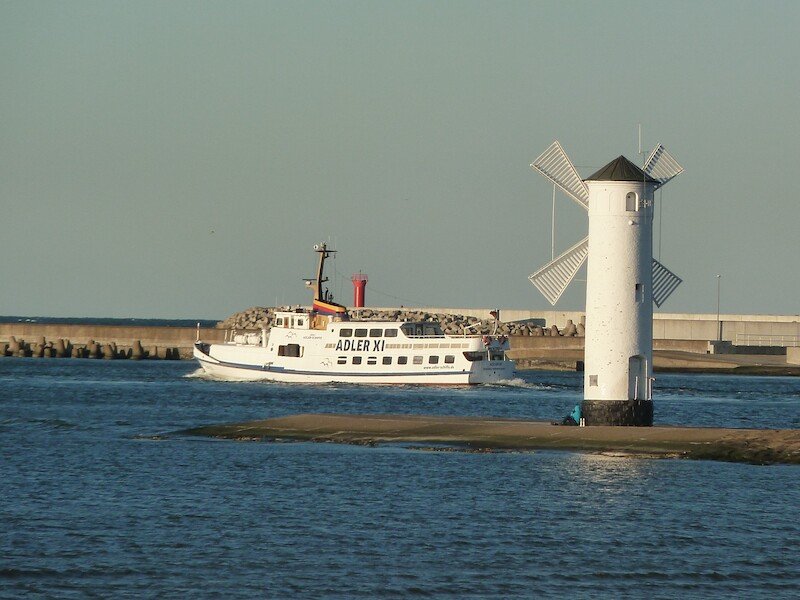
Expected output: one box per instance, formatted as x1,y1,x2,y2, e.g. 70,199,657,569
193,243,514,384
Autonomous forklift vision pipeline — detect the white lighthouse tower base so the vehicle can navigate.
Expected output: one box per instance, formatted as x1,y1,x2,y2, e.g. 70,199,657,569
580,399,654,427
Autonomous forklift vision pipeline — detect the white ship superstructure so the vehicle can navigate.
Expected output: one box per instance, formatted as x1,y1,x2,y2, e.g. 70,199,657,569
194,244,514,384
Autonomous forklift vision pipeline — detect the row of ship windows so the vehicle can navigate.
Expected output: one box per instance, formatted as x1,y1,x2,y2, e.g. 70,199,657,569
339,328,398,338
337,324,442,338
278,344,487,363
338,355,457,366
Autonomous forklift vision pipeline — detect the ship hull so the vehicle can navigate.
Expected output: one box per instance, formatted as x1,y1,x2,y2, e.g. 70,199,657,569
193,344,514,385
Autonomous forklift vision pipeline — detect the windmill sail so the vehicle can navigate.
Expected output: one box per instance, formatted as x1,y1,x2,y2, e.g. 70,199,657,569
652,259,682,307
644,144,684,188
529,236,589,305
530,141,589,210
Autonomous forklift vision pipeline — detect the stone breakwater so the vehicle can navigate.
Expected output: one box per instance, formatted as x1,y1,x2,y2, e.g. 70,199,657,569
1,335,183,360
219,306,585,337
0,324,228,361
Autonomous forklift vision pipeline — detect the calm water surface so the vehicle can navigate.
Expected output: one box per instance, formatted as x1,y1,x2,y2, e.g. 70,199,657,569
1,359,798,598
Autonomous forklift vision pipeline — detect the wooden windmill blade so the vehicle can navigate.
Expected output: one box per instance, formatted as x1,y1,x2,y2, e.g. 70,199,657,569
530,141,589,210
529,237,589,306
644,143,684,188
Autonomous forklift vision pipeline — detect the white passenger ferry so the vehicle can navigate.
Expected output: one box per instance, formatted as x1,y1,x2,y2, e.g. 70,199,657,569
194,244,514,384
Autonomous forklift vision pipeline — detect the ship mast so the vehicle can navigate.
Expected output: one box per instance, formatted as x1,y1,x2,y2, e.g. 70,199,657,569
312,242,335,302
306,242,349,319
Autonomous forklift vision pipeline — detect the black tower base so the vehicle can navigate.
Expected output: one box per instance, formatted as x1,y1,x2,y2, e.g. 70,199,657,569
581,399,653,426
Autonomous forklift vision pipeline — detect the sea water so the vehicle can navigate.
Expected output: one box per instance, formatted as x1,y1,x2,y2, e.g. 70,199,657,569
1,359,798,598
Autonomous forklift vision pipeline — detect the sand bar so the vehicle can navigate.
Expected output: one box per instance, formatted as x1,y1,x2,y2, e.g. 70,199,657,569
182,413,800,465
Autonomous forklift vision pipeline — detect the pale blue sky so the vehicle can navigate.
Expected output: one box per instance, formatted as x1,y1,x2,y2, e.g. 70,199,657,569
2,0,798,319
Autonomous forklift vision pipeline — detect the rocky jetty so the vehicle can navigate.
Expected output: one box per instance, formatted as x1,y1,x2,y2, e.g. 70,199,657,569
219,306,584,337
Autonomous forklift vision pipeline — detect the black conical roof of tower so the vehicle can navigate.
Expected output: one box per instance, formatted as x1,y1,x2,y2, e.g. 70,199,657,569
585,155,658,183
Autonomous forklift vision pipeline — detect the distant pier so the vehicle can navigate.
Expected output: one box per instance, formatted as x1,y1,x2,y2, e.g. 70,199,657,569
183,413,800,465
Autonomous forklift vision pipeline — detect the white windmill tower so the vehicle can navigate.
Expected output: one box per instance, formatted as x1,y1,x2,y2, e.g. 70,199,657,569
529,141,684,426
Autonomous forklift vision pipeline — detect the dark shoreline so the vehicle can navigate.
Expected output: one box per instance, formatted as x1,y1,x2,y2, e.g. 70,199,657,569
516,363,800,377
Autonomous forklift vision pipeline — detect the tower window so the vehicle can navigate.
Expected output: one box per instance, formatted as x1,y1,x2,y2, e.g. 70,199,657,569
626,192,638,212
635,283,645,303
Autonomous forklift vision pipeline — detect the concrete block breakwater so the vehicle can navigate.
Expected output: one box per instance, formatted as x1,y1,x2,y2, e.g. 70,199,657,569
0,323,228,361
2,335,182,360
